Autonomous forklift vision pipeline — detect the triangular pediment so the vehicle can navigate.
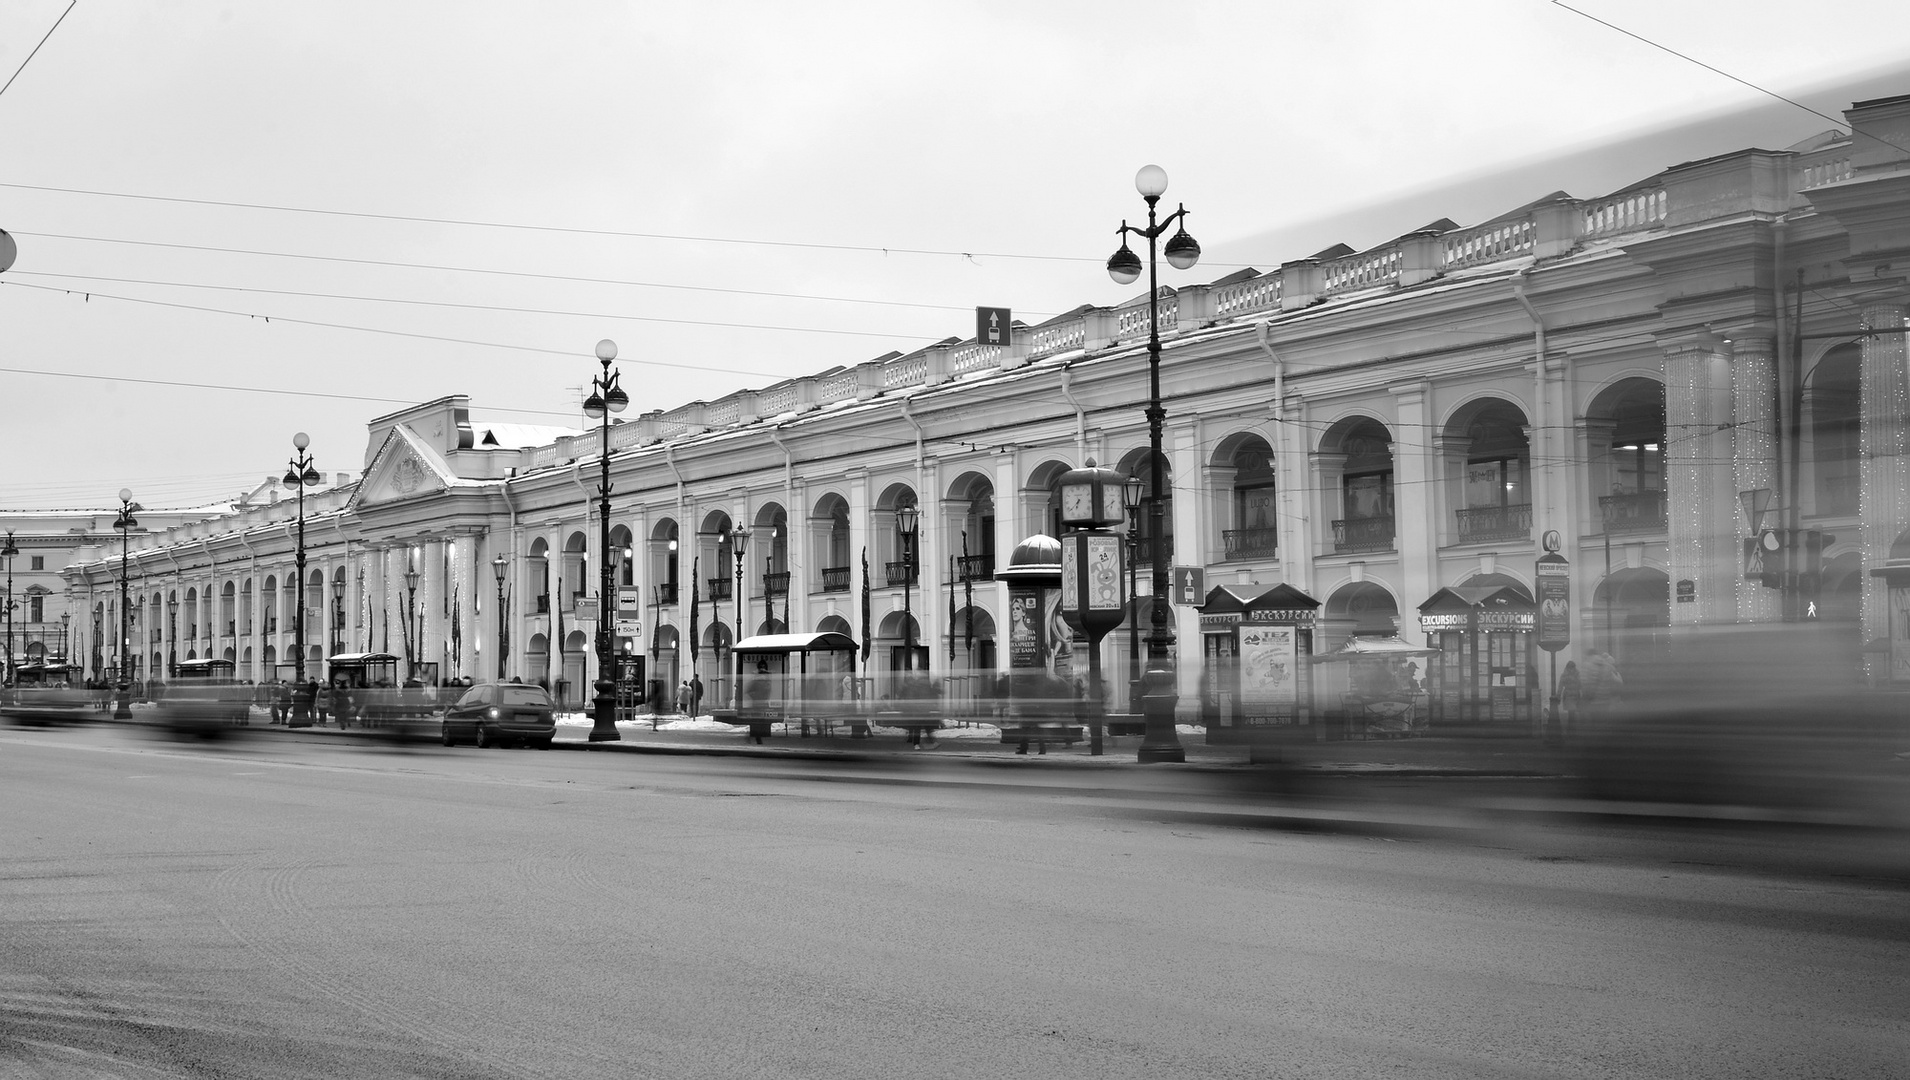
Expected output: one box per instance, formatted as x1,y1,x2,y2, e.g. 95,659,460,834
350,425,452,510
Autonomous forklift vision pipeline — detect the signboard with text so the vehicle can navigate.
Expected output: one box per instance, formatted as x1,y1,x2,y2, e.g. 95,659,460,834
1536,552,1570,652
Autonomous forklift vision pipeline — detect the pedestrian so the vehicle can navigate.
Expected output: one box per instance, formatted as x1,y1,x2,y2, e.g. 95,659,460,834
691,674,704,716
273,679,292,724
1555,660,1581,741
294,678,317,725
1582,650,1622,731
677,679,692,716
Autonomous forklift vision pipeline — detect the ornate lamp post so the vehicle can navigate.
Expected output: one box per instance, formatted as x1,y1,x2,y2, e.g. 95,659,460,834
282,433,321,724
1121,472,1145,715
331,576,346,658
60,611,70,663
2,530,16,686
583,338,628,742
896,504,919,673
728,525,749,706
492,554,509,681
112,489,139,719
403,562,420,679
167,596,179,678
1106,163,1200,763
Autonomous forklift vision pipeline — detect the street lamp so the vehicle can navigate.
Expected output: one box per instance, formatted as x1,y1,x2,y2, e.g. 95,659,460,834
2,530,16,687
1121,472,1146,715
491,554,508,681
112,489,139,719
282,433,321,724
728,525,749,706
1106,163,1199,763
583,338,628,742
167,596,178,678
60,611,70,664
403,562,420,679
331,576,346,659
896,504,919,673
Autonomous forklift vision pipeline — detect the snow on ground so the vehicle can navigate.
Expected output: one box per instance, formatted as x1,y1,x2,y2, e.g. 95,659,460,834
554,712,1205,739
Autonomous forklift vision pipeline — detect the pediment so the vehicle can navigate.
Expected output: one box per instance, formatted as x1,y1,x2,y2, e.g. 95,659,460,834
351,426,451,510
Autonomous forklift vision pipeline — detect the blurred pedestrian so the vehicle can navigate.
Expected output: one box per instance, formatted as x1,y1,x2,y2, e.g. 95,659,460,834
676,679,691,715
1583,650,1622,730
1556,660,1582,741
691,674,704,716
273,679,292,724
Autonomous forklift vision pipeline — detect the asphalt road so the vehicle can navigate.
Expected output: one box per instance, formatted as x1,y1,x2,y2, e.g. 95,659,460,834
4,723,1907,1079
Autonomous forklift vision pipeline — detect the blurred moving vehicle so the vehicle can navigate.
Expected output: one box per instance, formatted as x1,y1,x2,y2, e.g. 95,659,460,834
441,682,557,749
0,661,92,725
156,658,253,737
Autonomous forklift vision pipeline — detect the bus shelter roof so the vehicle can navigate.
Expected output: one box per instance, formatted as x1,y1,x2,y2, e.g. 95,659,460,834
733,632,858,655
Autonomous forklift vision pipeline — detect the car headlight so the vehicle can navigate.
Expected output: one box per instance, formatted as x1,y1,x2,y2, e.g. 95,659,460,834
487,707,499,719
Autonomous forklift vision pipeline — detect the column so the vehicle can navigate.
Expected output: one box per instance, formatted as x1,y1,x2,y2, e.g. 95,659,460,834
1859,298,1910,653
1662,338,1737,626
1393,384,1439,630
1277,395,1315,593
1729,333,1780,623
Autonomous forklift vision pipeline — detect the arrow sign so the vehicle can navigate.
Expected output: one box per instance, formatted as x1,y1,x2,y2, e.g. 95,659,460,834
976,306,1011,346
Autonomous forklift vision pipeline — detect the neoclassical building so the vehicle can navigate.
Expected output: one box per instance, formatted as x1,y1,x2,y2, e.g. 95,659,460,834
62,92,1910,720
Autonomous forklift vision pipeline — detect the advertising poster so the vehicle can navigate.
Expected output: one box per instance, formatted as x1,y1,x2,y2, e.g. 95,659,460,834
1893,588,1910,684
1236,624,1297,724
1009,592,1044,669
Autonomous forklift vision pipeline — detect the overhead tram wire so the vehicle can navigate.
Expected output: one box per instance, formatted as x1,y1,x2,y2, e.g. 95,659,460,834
0,180,1256,270
13,231,1059,317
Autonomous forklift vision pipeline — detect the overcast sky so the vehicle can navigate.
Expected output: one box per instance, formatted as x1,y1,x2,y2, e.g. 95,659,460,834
3,0,1908,511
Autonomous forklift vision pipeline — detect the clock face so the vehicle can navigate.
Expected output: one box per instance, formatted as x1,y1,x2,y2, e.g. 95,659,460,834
1060,483,1093,523
1100,485,1124,524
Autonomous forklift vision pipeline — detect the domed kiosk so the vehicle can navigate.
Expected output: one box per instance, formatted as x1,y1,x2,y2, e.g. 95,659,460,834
995,534,1082,753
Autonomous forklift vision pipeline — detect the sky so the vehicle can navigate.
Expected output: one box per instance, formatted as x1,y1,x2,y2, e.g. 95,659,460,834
3,0,1908,512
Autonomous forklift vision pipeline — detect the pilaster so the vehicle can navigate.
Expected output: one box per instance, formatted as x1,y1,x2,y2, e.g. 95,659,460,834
1858,298,1910,650
1662,337,1737,626
1729,334,1780,624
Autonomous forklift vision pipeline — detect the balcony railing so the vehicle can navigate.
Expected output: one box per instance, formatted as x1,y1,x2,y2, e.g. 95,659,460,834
821,566,852,593
535,594,551,614
1222,527,1279,561
1599,491,1667,535
885,561,919,587
1332,515,1395,554
1455,503,1533,544
707,577,732,601
655,583,678,605
763,571,790,597
957,555,994,581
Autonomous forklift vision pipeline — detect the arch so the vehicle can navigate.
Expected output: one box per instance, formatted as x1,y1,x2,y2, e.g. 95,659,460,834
1591,566,1670,661
609,523,636,586
1443,397,1533,545
1213,431,1278,560
1317,413,1392,457
754,617,788,636
1021,457,1075,541
812,494,852,592
944,469,994,502
563,531,588,554
1807,342,1861,515
1453,570,1533,600
1585,376,1667,534
817,613,852,637
1821,551,1863,623
1320,416,1395,554
877,610,922,640
527,536,550,557
698,509,733,537
649,518,679,604
1323,581,1400,639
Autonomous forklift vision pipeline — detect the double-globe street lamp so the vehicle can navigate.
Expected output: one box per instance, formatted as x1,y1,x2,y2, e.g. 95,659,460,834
896,504,919,673
283,433,321,725
1121,472,1145,715
112,489,139,719
584,339,628,742
2,530,17,687
492,554,509,682
1106,163,1200,763
727,525,749,707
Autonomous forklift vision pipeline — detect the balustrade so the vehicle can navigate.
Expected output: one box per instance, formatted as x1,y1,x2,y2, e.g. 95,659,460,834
1222,527,1279,560
956,555,994,581
763,571,790,597
1598,491,1667,535
885,561,919,587
821,566,852,593
707,578,732,601
1454,503,1533,544
1332,516,1395,554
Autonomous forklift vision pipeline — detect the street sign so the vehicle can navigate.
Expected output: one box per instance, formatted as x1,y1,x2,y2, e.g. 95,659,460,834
1676,578,1696,603
976,306,1011,346
617,587,641,613
1535,552,1570,652
1171,566,1206,606
614,619,642,638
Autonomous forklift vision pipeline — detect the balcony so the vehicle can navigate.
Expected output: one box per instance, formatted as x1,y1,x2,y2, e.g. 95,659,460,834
656,583,678,605
885,561,919,587
1454,503,1532,544
1332,515,1395,554
1222,527,1279,561
707,577,732,601
821,566,852,593
957,555,994,581
763,571,790,597
1599,490,1667,535
535,594,551,614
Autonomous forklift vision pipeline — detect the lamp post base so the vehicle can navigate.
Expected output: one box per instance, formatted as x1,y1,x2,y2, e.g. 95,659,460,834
1136,664,1184,763
588,677,621,741
113,681,132,721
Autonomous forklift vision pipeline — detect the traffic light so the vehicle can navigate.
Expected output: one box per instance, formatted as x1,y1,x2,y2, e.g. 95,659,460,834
1744,529,1783,590
1798,530,1832,619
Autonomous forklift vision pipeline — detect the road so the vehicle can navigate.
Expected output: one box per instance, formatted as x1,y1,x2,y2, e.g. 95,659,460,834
3,722,1907,1079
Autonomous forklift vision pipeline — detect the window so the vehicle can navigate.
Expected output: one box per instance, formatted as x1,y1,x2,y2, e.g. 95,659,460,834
30,556,44,570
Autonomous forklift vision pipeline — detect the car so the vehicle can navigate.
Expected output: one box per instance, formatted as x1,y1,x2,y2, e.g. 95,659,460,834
441,682,557,749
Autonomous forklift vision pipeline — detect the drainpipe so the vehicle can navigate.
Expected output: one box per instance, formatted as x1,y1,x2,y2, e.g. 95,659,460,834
1253,322,1294,579
499,475,519,678
767,424,796,626
1511,268,1552,537
1057,365,1087,461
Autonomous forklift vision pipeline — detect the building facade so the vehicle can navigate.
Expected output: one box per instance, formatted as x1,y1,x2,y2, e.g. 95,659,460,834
59,93,1910,718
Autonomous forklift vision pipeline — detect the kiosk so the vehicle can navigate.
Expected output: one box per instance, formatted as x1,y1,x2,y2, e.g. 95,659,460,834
1417,584,1537,727
1196,583,1319,747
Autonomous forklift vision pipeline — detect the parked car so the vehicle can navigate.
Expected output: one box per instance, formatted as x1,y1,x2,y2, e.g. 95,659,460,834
441,682,557,749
